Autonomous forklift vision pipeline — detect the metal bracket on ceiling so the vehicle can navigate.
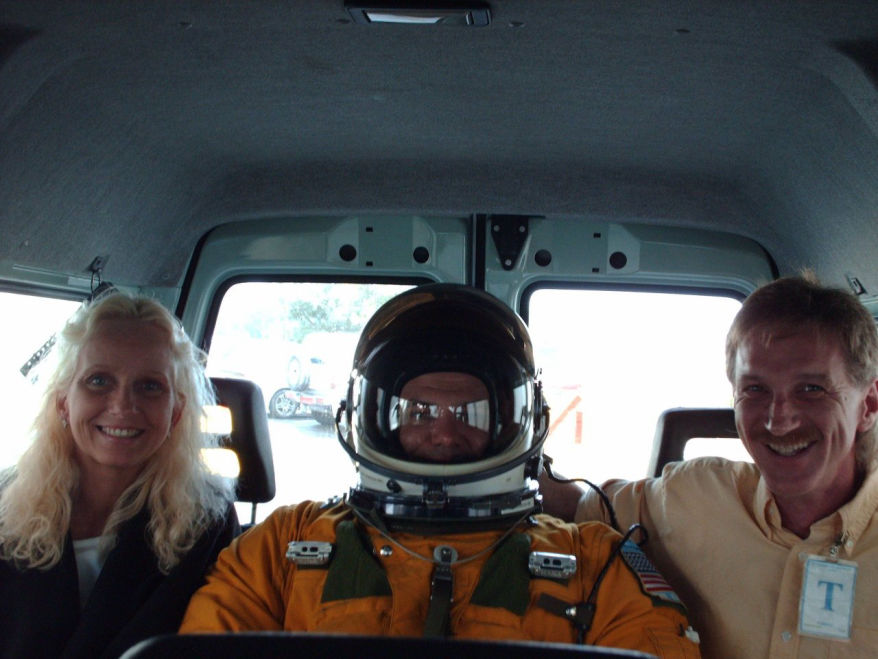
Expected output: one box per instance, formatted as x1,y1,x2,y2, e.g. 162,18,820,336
489,215,530,271
87,255,108,286
846,272,868,296
87,255,115,301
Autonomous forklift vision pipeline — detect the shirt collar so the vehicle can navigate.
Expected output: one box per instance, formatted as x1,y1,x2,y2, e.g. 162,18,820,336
753,463,878,553
836,463,878,553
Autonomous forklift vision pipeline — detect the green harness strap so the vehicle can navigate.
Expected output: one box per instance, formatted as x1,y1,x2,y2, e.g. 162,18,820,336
321,523,533,625
469,532,532,616
321,520,392,602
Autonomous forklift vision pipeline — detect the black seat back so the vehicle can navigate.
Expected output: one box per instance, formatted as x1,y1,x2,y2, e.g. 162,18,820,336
210,377,276,521
647,407,738,477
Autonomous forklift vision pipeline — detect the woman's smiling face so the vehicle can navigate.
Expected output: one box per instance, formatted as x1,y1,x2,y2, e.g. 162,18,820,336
58,318,183,485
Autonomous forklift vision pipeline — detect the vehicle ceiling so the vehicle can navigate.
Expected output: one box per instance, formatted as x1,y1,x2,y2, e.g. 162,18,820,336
2,1,878,294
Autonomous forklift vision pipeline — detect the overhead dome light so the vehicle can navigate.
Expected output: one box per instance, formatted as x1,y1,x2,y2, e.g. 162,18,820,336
346,2,491,26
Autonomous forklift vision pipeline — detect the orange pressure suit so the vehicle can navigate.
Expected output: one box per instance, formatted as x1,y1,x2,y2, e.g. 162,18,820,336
180,500,700,658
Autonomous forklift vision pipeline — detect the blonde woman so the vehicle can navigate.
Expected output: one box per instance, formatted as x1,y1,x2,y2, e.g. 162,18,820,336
0,293,238,658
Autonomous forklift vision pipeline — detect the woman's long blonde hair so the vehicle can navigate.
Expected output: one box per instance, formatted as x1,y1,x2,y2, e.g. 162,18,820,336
0,293,234,572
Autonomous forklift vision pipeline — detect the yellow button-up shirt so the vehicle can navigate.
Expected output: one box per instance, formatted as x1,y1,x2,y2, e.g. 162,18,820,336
577,457,878,658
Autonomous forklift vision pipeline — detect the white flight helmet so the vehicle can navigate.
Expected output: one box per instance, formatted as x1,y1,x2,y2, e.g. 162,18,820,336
337,283,549,528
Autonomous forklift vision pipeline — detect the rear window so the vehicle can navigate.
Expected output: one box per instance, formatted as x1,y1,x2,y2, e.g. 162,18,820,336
207,283,748,522
526,288,746,483
1,291,81,469
206,281,414,523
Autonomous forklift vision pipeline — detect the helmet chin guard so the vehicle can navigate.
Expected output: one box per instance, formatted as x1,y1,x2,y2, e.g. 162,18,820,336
336,284,550,528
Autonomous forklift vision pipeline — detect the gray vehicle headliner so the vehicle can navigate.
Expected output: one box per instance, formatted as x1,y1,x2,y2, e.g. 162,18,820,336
1,1,878,292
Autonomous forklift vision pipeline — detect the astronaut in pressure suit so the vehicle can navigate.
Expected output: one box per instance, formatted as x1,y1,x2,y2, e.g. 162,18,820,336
180,283,700,657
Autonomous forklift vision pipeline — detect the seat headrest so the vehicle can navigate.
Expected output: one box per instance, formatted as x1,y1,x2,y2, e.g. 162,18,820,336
648,407,737,477
210,377,276,503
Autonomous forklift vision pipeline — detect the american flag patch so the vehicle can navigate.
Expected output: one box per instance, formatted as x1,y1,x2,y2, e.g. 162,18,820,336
620,540,683,608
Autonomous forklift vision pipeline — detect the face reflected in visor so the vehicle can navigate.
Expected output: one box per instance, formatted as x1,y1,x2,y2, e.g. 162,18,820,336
391,372,490,463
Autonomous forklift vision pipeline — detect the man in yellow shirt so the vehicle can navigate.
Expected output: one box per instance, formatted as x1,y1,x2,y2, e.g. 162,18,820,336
181,284,700,657
569,275,878,658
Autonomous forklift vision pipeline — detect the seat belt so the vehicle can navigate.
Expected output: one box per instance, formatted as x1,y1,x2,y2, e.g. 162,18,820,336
423,545,457,638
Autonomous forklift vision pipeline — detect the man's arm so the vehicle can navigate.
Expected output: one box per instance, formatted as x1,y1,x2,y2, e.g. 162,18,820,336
575,477,651,531
538,460,652,532
537,467,585,521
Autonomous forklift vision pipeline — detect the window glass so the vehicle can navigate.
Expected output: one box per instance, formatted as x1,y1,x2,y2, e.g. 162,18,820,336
527,289,743,483
0,292,82,470
684,437,752,462
206,281,414,523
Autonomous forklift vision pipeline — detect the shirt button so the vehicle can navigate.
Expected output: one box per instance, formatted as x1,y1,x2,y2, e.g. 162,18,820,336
379,545,393,557
781,631,792,642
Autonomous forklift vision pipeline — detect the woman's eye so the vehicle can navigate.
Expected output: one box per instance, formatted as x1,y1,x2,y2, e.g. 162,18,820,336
85,374,109,387
802,383,825,394
139,380,166,395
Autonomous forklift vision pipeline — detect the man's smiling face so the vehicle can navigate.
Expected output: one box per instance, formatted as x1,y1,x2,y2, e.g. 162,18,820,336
733,326,877,508
397,371,490,463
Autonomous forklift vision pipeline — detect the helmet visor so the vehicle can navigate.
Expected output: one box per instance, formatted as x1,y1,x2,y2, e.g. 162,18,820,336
351,369,533,467
390,372,491,463
393,397,492,432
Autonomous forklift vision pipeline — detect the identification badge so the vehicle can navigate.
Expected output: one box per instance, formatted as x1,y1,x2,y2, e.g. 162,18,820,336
799,554,857,640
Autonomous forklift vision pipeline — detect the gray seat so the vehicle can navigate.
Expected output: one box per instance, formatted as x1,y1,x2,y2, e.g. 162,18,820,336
647,407,738,477
210,377,276,525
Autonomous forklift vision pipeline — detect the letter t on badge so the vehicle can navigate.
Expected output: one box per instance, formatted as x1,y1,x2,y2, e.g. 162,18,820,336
799,555,857,640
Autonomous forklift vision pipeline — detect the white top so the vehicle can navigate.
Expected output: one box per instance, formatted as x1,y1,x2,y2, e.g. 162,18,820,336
73,535,110,609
